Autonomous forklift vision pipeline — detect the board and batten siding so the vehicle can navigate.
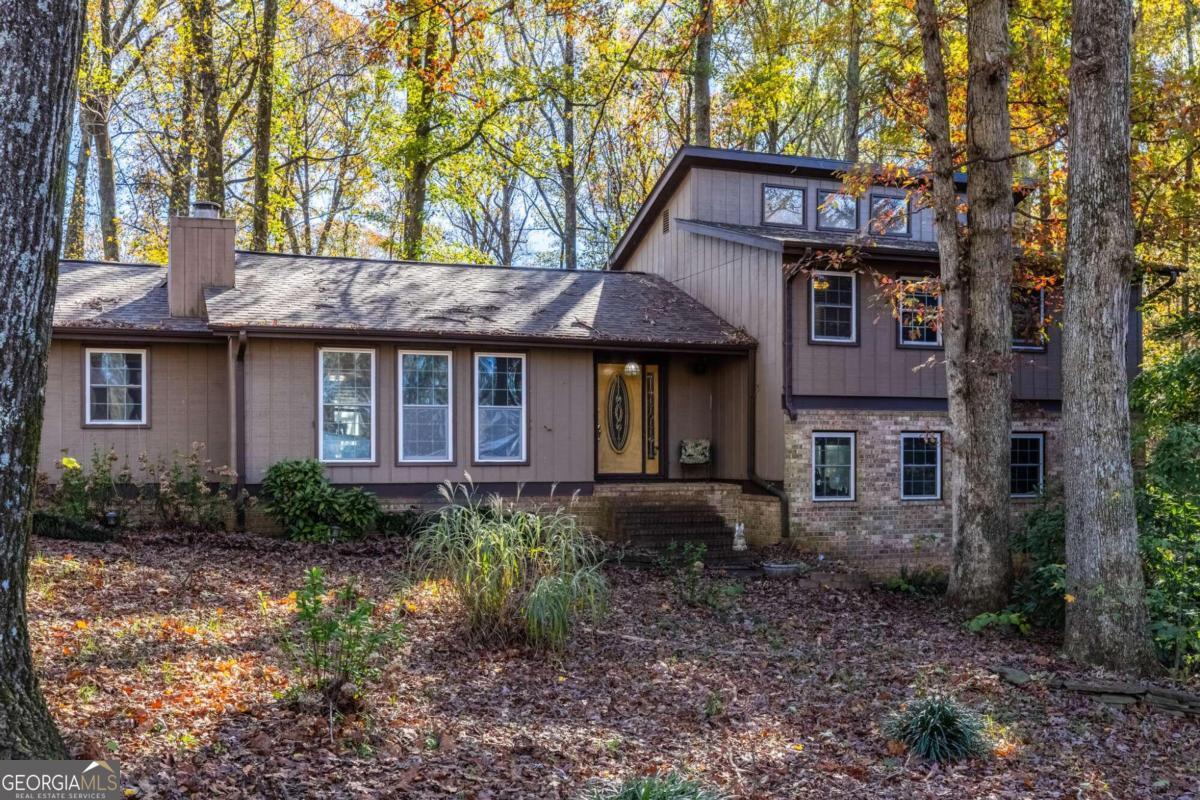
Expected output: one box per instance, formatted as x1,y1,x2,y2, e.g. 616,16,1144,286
790,270,1064,401
39,340,233,477
621,170,785,481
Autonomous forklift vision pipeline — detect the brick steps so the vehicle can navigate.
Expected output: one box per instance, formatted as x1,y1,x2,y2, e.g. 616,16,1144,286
610,501,752,566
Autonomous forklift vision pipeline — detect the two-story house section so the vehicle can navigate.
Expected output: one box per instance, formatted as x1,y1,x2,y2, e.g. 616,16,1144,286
608,146,1123,573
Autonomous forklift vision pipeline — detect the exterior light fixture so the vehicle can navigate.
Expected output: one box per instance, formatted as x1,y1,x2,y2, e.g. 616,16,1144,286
624,360,641,377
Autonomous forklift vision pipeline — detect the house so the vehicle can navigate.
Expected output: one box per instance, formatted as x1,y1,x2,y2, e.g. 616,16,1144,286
42,147,1142,573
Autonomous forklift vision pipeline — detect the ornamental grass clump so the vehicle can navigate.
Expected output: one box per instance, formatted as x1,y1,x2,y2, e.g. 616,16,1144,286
410,482,607,650
584,772,728,800
885,694,989,763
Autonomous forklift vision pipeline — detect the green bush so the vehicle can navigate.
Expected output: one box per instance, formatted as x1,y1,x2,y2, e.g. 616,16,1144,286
378,507,423,537
884,565,949,596
32,510,113,543
261,459,380,541
1139,484,1200,673
885,694,988,763
282,567,403,707
1009,494,1067,629
410,483,607,650
585,772,728,800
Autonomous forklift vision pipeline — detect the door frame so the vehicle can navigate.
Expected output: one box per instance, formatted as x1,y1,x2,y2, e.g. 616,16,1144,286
593,352,668,480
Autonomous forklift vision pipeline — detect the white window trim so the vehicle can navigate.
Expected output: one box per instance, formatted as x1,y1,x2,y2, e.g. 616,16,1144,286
811,431,856,502
474,352,527,464
898,275,942,347
900,431,942,500
1012,287,1048,351
1010,432,1045,498
84,347,148,425
397,350,454,464
810,270,858,343
317,346,376,464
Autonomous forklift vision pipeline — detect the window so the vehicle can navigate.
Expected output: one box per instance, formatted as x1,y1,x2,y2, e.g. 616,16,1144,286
762,185,806,227
901,432,942,500
898,276,941,347
810,271,857,343
475,353,526,462
812,432,855,501
1012,287,1047,350
85,348,147,424
870,194,910,236
318,348,375,463
816,189,858,230
398,351,452,463
1010,433,1045,497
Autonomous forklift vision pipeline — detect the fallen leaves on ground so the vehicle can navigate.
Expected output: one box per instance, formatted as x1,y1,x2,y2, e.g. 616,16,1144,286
27,531,1200,799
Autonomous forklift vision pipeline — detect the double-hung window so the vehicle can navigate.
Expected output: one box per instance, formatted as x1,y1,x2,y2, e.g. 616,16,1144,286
762,185,806,226
475,353,526,462
816,189,858,230
85,348,147,424
810,271,857,343
898,276,941,347
1010,433,1045,497
398,351,452,462
1012,287,1048,351
812,432,855,501
869,194,910,236
900,432,942,500
318,347,375,463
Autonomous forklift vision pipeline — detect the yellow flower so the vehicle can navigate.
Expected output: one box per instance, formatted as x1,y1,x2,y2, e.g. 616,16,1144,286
60,456,81,470
1064,593,1076,604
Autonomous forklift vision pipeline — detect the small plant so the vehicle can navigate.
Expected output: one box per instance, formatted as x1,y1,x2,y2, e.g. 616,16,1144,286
137,443,239,531
884,694,989,763
659,542,739,610
702,689,724,720
967,611,1031,636
585,772,728,800
282,567,403,710
884,565,948,596
410,482,606,650
262,459,380,541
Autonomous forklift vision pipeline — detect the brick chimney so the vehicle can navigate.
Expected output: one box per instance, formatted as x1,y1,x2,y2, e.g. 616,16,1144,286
167,200,236,317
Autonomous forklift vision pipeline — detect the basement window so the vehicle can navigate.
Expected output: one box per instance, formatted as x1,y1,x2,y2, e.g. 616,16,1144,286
85,348,147,425
900,432,942,500
812,432,855,501
1010,433,1045,497
318,347,376,463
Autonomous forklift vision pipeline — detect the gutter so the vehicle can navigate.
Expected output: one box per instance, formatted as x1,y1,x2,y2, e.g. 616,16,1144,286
1142,266,1182,304
746,345,790,539
234,330,248,529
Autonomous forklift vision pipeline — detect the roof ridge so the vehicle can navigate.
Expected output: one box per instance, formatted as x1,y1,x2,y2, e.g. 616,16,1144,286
60,258,164,269
235,250,645,276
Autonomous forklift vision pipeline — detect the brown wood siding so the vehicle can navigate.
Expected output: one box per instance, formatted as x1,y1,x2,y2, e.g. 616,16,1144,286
622,171,779,480
790,265,1063,400
39,340,232,477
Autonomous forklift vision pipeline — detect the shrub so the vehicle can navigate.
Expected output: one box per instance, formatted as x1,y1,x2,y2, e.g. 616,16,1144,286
378,507,423,537
585,772,728,800
1009,495,1067,628
282,567,403,709
410,483,606,650
885,694,988,763
137,443,238,531
1139,484,1200,673
32,510,112,542
657,542,741,610
261,459,379,541
884,565,948,596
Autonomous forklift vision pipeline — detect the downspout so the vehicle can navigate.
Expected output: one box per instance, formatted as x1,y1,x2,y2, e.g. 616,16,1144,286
781,255,803,421
746,345,791,539
235,330,248,529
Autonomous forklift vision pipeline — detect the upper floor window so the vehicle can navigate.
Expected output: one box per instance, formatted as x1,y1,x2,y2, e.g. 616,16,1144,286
898,277,941,347
475,353,526,463
398,351,452,463
1010,433,1045,497
1012,287,1048,351
901,432,942,500
85,348,147,425
812,432,855,501
816,189,858,231
810,271,857,343
318,347,375,463
869,194,910,236
762,185,806,227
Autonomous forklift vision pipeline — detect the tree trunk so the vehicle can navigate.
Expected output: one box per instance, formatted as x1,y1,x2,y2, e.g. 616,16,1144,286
402,159,430,261
844,0,861,163
400,21,437,261
186,0,222,209
561,31,577,270
1062,0,1156,672
693,0,713,147
168,67,196,218
63,107,91,260
251,0,278,251
916,0,1013,613
92,0,119,261
0,0,84,760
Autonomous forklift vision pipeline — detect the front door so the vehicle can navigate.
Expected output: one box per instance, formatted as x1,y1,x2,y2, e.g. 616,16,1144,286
596,360,662,477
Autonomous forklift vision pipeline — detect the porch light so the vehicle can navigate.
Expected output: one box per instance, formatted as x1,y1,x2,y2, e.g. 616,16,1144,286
624,360,640,377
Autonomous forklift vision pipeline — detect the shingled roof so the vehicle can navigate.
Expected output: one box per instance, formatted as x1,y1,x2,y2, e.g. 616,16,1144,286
674,219,941,258
54,252,753,350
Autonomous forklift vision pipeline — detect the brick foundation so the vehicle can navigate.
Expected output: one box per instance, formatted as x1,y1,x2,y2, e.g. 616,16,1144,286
784,404,1060,576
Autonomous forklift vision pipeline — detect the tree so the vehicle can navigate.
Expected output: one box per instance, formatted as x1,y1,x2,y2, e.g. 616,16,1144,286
0,0,85,759
915,0,1015,612
251,0,279,251
693,0,713,146
1061,0,1157,671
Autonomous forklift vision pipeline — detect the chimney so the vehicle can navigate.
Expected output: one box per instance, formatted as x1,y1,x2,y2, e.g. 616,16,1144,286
167,200,236,317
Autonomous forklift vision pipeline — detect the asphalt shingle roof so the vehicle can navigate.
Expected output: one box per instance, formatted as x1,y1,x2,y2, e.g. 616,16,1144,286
54,260,210,333
677,219,941,256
